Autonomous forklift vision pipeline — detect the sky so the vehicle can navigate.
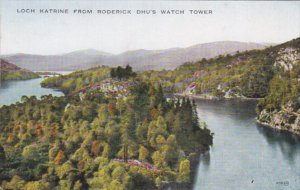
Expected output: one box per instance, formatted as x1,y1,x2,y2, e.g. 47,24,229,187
1,0,299,55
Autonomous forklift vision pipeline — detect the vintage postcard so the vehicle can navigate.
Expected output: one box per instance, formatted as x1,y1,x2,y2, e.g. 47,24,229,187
0,1,299,190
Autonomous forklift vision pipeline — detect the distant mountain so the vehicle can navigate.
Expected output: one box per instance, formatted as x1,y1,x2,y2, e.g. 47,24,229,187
0,59,39,81
2,41,268,71
63,49,112,57
1,49,113,71
123,41,267,70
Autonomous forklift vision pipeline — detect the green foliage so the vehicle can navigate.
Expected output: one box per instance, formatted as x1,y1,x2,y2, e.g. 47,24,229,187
0,144,6,162
0,59,40,81
138,38,299,102
3,37,299,188
177,159,190,183
0,78,213,189
41,66,111,94
257,62,300,113
2,46,235,190
111,65,137,80
240,58,274,98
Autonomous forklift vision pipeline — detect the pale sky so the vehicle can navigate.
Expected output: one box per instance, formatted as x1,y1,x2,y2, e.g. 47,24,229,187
1,0,299,55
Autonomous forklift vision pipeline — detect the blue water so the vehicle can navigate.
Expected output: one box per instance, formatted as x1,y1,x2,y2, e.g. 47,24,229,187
194,100,300,190
0,76,64,106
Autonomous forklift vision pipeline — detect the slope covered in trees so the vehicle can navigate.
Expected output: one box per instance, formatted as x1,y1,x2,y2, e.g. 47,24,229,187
0,59,39,81
141,39,296,97
140,38,300,134
41,66,111,94
41,38,300,135
0,76,213,189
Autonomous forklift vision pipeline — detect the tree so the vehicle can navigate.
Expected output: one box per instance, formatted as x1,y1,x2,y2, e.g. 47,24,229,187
135,121,148,144
54,150,66,165
5,175,26,190
241,63,274,98
138,146,149,161
111,65,136,80
147,117,168,148
0,144,6,162
131,82,150,122
191,99,199,131
49,146,60,161
22,144,38,159
177,159,190,182
152,151,165,167
111,68,116,78
24,181,50,190
91,140,101,157
161,135,179,167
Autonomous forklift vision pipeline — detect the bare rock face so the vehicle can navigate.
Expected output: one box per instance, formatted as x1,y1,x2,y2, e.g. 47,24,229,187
274,47,300,71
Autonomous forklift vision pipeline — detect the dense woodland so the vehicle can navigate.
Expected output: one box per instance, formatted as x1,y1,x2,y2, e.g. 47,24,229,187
256,63,300,113
0,76,213,189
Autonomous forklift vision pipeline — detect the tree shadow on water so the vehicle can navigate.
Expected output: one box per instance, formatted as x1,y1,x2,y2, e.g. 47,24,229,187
256,123,300,165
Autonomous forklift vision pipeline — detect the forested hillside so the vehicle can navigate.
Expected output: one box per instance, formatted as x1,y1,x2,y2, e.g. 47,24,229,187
0,71,213,189
140,38,298,97
140,38,300,134
41,38,300,135
41,66,111,94
0,59,39,81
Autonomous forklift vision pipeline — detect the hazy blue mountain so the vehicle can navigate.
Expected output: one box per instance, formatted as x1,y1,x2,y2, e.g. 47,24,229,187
2,41,268,71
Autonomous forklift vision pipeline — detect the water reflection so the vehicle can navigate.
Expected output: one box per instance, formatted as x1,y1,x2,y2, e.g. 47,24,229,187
194,99,300,190
199,152,211,172
256,123,300,165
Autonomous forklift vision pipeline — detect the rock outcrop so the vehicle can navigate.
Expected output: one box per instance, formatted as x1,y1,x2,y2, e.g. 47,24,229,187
257,109,300,135
274,47,300,71
258,102,300,135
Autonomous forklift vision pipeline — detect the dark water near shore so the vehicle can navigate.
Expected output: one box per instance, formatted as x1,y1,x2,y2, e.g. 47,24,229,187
193,99,300,190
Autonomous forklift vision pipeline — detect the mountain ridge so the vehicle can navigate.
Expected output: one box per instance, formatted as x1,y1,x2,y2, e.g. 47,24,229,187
2,41,268,71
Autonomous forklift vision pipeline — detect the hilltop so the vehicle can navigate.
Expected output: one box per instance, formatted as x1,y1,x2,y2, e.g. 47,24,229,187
0,59,39,81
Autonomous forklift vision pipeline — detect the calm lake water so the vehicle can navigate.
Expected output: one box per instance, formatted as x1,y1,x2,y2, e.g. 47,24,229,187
194,100,300,190
0,76,64,106
0,78,299,190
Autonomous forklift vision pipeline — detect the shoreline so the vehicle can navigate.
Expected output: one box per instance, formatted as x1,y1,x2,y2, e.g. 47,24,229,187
177,92,300,137
173,93,262,101
256,119,300,136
